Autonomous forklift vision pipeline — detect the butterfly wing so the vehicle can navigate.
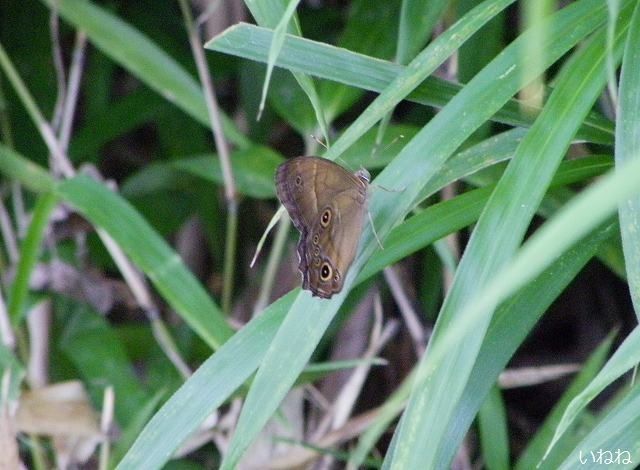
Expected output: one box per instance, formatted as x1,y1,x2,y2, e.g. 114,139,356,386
275,156,368,298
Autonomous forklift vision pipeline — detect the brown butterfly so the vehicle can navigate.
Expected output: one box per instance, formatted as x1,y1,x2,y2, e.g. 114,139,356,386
275,156,369,299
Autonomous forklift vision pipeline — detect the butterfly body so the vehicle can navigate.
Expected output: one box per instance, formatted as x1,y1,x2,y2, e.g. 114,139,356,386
275,156,369,299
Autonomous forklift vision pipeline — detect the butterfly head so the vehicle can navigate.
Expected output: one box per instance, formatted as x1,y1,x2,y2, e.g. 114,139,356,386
355,168,370,185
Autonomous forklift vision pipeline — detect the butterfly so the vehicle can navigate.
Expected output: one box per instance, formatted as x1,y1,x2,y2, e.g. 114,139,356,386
275,156,369,299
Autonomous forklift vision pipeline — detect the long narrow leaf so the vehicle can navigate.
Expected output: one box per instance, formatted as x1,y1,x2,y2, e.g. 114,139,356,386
478,386,510,470
244,0,330,141
516,332,617,470
439,227,619,469
471,162,640,341
257,0,303,120
359,155,612,284
616,0,640,317
433,153,640,462
397,0,449,63
0,143,55,193
8,192,58,326
206,24,613,145
544,322,640,459
557,383,640,469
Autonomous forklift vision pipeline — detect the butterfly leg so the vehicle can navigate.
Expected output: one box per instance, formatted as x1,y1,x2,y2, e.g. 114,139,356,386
367,210,384,250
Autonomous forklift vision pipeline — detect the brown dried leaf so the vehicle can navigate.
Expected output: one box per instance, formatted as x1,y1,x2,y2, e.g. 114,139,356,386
16,381,103,467
16,381,100,437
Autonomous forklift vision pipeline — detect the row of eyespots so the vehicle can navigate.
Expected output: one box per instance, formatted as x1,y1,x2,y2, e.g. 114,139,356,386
312,208,340,283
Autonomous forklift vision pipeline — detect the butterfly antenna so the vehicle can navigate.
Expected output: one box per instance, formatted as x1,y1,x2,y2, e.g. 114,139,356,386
368,209,384,250
371,134,405,159
310,134,329,150
384,134,405,152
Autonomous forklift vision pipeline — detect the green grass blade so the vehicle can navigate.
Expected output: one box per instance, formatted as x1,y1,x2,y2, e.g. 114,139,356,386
55,175,233,349
244,0,329,141
478,386,510,470
358,188,491,284
438,223,618,468
0,143,54,193
387,5,634,467
556,382,640,469
544,323,640,459
206,24,613,145
432,155,640,462
299,357,386,378
341,124,419,169
423,127,526,194
244,0,300,27
359,154,612,285
515,332,616,470
257,0,303,120
40,0,249,148
468,159,640,361
422,152,640,465
360,155,614,285
616,0,640,317
397,0,448,63
7,191,58,326
219,289,349,469
116,292,293,469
